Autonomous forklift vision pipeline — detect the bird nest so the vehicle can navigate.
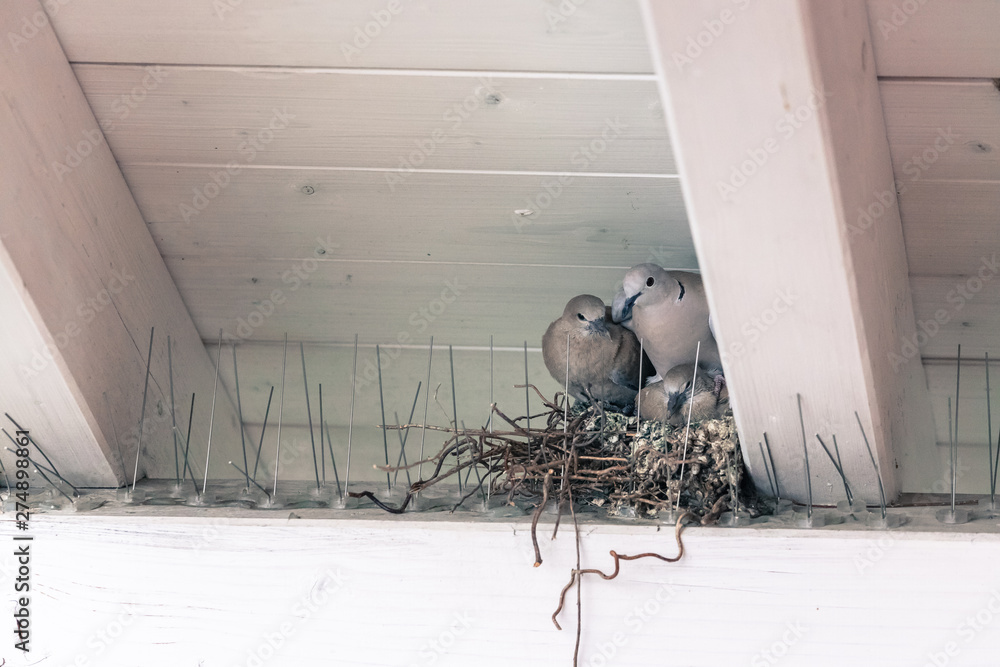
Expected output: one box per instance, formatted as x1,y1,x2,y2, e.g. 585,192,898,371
359,384,754,524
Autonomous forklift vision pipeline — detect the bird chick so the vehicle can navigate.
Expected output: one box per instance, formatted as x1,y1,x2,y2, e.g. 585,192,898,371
542,294,646,412
611,263,720,380
639,363,728,426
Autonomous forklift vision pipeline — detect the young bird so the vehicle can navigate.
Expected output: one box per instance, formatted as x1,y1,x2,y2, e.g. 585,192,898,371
542,294,647,413
639,363,729,426
611,264,720,380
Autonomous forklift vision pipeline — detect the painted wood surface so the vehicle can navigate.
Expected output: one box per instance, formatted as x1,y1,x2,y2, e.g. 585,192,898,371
881,79,1000,183
643,0,940,504
900,180,1000,276
73,65,673,174
6,511,1000,666
44,0,1000,78
46,0,654,73
165,259,635,346
867,0,1000,77
0,0,244,487
133,167,692,267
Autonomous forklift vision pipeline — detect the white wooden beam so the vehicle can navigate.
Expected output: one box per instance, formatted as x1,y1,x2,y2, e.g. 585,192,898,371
642,0,936,503
13,509,1000,665
0,0,244,485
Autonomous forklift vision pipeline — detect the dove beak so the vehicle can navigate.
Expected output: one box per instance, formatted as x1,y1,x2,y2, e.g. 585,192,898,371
666,391,683,416
587,317,610,338
612,290,640,323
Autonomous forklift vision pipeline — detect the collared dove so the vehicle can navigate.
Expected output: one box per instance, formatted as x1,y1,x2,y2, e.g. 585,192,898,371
639,363,729,426
542,294,648,412
611,264,720,380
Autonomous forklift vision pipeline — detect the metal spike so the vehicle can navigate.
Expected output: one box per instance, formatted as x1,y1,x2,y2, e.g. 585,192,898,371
131,326,155,492
272,333,288,497
233,344,250,493
393,382,422,488
856,411,886,520
674,341,702,513
203,329,223,495
301,342,321,492
5,414,59,476
763,432,780,500
418,336,434,483
449,344,462,495
815,434,851,505
323,420,342,501
181,393,198,495
345,334,358,499
168,335,179,486
376,344,391,492
252,386,274,482
103,391,129,486
758,441,776,497
797,394,812,520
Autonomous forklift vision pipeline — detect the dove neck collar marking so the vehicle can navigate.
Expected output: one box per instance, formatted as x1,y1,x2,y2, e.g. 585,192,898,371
676,279,685,302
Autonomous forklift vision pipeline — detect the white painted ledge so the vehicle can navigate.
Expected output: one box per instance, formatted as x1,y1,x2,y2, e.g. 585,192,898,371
4,505,1000,666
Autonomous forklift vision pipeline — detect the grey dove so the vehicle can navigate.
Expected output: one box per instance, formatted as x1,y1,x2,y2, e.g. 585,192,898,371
612,264,720,380
639,363,729,426
542,294,647,412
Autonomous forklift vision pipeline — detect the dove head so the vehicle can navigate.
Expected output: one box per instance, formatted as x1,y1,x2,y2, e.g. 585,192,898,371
612,263,680,323
563,294,610,338
662,363,697,415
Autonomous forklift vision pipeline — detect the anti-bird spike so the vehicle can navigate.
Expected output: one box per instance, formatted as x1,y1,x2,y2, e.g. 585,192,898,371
203,329,224,495
272,333,288,497
131,326,154,492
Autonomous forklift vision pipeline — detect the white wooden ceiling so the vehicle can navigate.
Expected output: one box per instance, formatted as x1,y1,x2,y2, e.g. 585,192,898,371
41,0,1000,489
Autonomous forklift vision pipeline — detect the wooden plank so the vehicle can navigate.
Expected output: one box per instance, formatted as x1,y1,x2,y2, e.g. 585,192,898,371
73,64,674,174
910,274,1000,359
881,80,1000,183
866,0,1000,78
130,166,693,267
17,511,1000,665
0,246,117,486
0,0,244,485
167,259,638,347
899,179,1000,276
47,0,653,73
644,0,936,504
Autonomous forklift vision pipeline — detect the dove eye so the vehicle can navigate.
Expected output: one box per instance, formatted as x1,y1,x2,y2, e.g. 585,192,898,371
577,313,586,321
646,277,654,287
